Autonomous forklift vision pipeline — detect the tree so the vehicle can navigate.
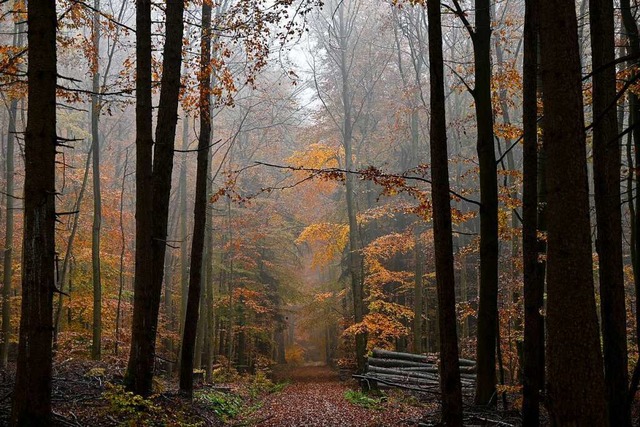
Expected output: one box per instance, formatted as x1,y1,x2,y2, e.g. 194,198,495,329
589,0,629,424
10,0,57,424
451,0,499,405
91,0,103,361
621,0,640,403
1,9,22,368
426,1,463,424
538,0,607,424
180,0,212,396
126,0,185,396
521,0,544,424
125,0,154,395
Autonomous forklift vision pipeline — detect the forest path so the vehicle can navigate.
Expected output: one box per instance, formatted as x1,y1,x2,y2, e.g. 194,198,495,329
243,364,424,426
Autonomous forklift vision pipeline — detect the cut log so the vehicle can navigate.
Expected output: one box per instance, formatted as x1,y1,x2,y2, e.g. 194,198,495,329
458,358,476,367
372,348,434,363
367,365,440,380
389,365,476,374
366,373,440,386
367,357,434,369
369,348,476,367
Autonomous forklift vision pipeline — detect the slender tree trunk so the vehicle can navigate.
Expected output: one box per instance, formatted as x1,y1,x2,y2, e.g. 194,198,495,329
336,3,365,372
180,0,212,396
1,98,18,369
205,214,214,381
125,0,154,395
538,1,607,424
1,10,22,368
195,283,206,369
53,146,93,346
426,1,463,424
589,0,629,424
127,0,184,396
10,0,57,424
115,149,130,357
91,0,102,361
521,1,544,424
180,114,189,333
472,0,499,407
413,233,423,354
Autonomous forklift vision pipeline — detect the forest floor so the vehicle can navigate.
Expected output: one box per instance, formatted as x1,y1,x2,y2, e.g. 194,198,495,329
237,364,430,426
0,360,527,426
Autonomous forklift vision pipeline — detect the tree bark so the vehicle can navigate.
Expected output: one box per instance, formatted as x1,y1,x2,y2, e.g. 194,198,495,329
334,2,366,372
413,233,423,354
1,8,22,368
91,0,102,361
538,0,607,424
1,95,18,370
115,149,130,357
125,0,154,395
521,1,544,425
472,0,499,407
10,0,57,424
621,0,640,407
425,1,463,424
179,113,189,333
180,0,212,396
126,0,185,396
589,0,629,424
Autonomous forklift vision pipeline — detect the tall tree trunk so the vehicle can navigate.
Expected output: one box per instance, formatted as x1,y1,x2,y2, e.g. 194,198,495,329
179,114,189,333
336,3,365,372
91,0,102,361
126,0,185,396
472,0,499,406
10,0,57,424
589,0,629,424
125,0,154,395
204,213,215,381
538,1,607,424
1,97,18,370
426,1,463,424
621,0,640,405
180,0,212,396
1,9,22,368
521,1,544,424
413,233,423,354
115,149,130,357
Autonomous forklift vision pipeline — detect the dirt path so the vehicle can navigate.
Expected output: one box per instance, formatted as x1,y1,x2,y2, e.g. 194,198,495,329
245,364,425,427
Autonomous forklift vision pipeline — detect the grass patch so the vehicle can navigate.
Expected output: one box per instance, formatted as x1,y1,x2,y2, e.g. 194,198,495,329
344,389,386,410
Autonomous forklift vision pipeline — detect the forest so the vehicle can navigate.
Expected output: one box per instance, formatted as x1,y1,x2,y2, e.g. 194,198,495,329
0,0,637,425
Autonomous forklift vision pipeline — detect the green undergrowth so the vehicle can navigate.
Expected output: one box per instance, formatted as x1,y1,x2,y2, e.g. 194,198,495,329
101,383,204,426
195,371,289,425
248,371,289,397
196,390,243,423
102,383,162,425
344,389,386,410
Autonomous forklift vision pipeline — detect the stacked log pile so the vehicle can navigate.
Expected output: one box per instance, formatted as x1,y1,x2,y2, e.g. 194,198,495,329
354,348,476,391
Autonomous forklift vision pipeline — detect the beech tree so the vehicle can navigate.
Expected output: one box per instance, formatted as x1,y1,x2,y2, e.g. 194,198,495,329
450,0,499,406
126,0,185,396
426,1,463,424
521,0,544,424
589,0,629,424
538,0,607,424
180,0,213,396
10,0,57,424
91,0,102,361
